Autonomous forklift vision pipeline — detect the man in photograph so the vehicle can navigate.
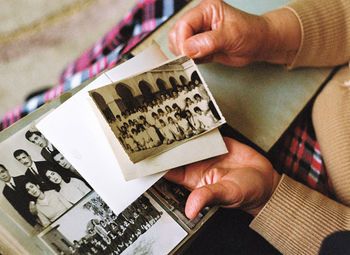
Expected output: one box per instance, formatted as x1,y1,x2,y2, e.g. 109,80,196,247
25,130,56,163
13,149,57,191
0,164,37,226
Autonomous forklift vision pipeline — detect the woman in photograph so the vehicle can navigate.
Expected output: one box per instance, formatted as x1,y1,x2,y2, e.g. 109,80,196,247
133,127,146,150
193,106,211,131
144,121,162,147
167,117,184,141
45,169,90,204
138,124,152,149
184,97,196,112
184,109,200,135
158,119,175,144
175,112,193,138
25,181,72,227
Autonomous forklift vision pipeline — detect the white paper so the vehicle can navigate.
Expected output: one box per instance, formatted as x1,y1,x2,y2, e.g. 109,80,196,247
37,44,227,215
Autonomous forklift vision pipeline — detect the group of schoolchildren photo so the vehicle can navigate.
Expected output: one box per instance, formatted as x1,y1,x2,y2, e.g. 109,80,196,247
114,77,220,154
69,194,162,255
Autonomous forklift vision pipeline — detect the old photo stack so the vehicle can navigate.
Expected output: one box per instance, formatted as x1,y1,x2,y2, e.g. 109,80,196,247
89,56,225,164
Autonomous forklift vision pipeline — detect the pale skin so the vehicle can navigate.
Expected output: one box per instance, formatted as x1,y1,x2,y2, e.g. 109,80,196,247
166,0,302,218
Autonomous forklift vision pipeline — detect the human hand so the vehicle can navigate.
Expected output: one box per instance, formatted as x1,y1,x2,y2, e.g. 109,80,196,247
164,137,281,218
168,0,300,66
29,201,38,215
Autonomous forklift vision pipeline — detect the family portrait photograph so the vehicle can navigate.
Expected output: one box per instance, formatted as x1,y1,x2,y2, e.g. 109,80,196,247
0,123,91,235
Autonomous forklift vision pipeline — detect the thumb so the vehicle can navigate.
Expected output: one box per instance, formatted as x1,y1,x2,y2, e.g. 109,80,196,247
182,30,226,59
185,181,242,219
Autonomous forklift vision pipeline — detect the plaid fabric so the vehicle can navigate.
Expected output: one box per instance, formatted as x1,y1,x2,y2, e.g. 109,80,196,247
0,0,332,195
0,0,190,131
269,104,333,197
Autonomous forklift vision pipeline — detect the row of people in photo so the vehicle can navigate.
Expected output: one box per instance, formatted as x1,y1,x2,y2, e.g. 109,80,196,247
116,96,219,152
0,130,90,227
70,195,162,255
117,81,209,126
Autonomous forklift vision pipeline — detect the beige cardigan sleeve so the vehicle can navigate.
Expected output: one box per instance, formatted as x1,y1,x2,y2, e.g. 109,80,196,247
284,0,350,69
250,1,350,254
250,175,350,255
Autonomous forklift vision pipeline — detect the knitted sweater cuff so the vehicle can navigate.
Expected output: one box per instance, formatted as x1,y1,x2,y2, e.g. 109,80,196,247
250,174,350,255
283,0,350,69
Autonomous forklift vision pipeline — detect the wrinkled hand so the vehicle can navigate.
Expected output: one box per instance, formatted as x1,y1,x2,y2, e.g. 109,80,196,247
29,201,38,215
165,137,281,218
168,0,300,66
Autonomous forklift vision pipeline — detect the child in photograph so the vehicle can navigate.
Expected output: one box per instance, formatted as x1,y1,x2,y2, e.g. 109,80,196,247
184,97,196,112
177,85,186,98
187,81,199,99
159,119,175,144
25,181,72,227
184,110,198,134
175,112,193,138
45,170,90,204
157,108,167,123
151,112,162,129
124,132,138,152
130,129,141,151
189,107,207,133
133,127,146,150
164,92,173,107
172,103,186,119
144,121,162,147
172,90,186,109
165,105,175,120
167,117,184,141
193,106,214,129
138,124,152,149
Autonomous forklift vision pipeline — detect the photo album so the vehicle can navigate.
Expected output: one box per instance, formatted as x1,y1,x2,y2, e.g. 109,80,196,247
0,43,228,255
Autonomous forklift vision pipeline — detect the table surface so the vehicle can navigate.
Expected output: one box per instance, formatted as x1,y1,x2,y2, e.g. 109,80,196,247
132,0,334,152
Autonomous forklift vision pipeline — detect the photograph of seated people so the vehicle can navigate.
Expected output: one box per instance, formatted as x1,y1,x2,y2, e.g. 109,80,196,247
164,0,350,254
114,77,221,156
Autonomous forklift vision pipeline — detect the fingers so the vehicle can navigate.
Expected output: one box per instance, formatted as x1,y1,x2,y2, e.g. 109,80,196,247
164,167,186,185
182,30,226,58
168,6,206,55
185,180,242,219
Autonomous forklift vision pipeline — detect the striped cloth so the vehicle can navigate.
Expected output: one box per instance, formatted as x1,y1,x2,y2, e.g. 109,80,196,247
0,0,332,196
1,0,190,130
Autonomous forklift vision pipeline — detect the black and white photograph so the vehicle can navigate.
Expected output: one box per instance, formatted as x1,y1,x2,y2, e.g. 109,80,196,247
42,191,187,255
149,178,210,230
0,124,91,234
89,56,225,163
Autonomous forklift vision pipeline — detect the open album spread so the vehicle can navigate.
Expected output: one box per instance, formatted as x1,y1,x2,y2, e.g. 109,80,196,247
0,44,227,255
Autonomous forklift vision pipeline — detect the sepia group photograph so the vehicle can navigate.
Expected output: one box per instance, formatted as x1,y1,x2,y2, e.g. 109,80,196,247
0,122,91,235
90,56,226,163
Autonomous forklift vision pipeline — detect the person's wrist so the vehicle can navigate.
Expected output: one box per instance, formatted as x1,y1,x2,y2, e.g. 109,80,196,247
248,171,281,217
261,8,301,65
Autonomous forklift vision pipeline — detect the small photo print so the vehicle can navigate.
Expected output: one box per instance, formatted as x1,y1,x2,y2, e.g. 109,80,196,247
149,178,210,230
41,192,187,255
89,56,225,163
0,124,91,235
